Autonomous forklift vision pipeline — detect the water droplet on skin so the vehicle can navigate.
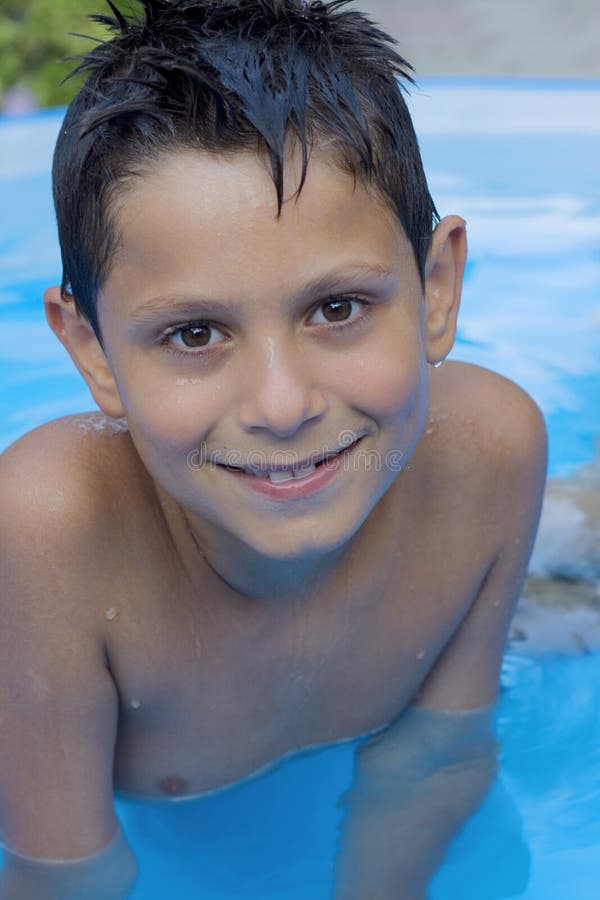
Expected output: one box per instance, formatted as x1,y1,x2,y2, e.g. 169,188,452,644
78,414,128,434
417,650,426,661
105,607,119,621
25,667,49,702
130,698,141,709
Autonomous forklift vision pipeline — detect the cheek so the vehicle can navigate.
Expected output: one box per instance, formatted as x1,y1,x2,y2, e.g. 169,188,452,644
101,329,218,444
342,330,427,423
121,375,225,457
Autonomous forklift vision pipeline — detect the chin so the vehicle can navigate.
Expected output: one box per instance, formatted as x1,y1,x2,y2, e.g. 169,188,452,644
238,495,379,562
243,522,354,562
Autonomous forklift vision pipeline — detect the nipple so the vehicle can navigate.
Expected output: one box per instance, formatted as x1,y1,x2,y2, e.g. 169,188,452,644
158,775,190,796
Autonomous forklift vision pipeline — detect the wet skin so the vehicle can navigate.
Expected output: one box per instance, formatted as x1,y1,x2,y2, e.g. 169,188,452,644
91,146,436,598
1,145,546,862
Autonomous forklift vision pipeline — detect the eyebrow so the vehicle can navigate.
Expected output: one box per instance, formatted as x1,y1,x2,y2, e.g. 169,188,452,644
128,264,398,325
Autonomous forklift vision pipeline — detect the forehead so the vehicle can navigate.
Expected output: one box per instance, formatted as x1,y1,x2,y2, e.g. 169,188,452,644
103,145,416,308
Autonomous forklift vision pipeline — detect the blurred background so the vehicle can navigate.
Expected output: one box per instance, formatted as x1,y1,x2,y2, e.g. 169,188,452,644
364,0,600,79
1,0,599,113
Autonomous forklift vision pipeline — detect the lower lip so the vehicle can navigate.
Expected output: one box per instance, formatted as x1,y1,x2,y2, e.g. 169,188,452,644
219,441,360,500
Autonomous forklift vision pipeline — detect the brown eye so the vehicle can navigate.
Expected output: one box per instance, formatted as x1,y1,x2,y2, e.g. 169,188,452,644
161,320,226,355
321,298,353,323
180,324,211,347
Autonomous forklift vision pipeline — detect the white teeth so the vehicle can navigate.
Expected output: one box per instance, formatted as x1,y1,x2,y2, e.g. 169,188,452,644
267,470,296,483
239,462,318,481
292,462,316,478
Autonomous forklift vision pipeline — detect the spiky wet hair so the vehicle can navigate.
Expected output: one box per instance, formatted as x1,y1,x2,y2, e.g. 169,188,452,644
53,0,438,342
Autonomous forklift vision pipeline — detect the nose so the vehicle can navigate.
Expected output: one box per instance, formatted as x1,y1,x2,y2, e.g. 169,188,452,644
238,336,327,437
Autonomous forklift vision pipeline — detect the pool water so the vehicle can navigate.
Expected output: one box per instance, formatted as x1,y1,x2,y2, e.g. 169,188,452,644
1,80,600,898
110,650,600,900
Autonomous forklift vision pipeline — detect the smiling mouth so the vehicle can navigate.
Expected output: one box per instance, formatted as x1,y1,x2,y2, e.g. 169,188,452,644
217,438,363,483
223,459,322,483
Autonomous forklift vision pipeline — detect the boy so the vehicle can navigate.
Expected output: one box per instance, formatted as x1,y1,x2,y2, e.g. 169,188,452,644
0,0,546,896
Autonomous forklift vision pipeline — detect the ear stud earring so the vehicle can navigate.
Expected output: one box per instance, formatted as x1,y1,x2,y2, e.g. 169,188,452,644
429,360,444,369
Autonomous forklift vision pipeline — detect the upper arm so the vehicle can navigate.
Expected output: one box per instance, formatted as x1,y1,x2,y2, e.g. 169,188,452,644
416,374,548,712
0,427,121,861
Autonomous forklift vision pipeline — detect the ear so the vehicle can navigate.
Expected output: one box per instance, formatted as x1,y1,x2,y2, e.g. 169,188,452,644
423,215,467,365
43,286,125,419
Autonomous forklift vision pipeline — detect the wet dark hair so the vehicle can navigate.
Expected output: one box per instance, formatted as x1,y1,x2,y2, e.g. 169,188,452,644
53,0,438,343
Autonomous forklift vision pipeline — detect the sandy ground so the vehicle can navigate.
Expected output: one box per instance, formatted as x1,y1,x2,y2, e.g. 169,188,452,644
356,0,600,78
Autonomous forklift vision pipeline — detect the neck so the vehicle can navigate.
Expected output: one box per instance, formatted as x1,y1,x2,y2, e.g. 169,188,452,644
187,514,353,602
154,486,355,604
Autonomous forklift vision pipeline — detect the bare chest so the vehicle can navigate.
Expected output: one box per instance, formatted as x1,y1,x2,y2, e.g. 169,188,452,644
107,523,488,800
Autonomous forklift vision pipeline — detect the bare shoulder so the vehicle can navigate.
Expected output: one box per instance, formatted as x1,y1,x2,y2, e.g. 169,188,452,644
413,363,548,710
0,414,138,859
0,413,151,612
0,410,141,706
1,412,147,524
2,410,135,482
427,360,548,484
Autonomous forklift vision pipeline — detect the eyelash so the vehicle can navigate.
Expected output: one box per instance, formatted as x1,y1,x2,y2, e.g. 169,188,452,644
157,294,370,359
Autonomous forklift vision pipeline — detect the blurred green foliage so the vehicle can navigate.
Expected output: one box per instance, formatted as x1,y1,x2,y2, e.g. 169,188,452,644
0,0,121,107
